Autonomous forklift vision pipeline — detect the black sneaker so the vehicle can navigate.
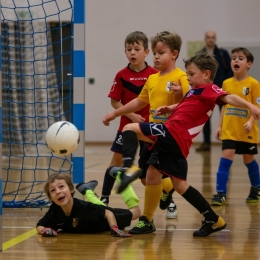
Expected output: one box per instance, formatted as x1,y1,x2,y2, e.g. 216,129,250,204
116,165,143,194
246,186,260,203
129,216,156,234
100,196,109,206
76,180,98,195
160,189,175,210
211,193,226,206
193,217,227,237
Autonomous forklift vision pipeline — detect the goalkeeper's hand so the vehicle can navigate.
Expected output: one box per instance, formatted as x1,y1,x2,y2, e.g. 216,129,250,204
41,227,58,237
110,225,131,237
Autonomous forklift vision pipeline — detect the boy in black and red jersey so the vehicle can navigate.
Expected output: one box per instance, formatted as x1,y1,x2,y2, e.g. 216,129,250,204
102,52,260,236
100,31,158,205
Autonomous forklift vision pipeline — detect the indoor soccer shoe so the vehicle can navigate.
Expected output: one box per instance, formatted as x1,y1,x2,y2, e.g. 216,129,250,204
129,216,156,234
193,217,227,237
100,196,109,206
211,193,226,206
246,186,260,203
116,165,143,194
166,202,178,219
76,180,98,195
160,189,175,210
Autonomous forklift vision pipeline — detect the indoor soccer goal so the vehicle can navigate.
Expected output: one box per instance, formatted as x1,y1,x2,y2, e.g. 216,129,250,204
0,0,85,208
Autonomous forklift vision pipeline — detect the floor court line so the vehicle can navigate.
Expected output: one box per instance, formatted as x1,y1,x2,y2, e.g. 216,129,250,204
2,228,37,251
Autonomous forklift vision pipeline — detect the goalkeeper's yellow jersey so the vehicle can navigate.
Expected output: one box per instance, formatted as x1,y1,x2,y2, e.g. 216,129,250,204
138,68,190,123
221,76,260,143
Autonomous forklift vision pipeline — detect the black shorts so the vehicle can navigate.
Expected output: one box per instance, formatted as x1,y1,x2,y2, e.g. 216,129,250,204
138,145,169,179
139,122,188,180
110,208,132,229
222,140,258,155
111,130,144,155
111,131,123,154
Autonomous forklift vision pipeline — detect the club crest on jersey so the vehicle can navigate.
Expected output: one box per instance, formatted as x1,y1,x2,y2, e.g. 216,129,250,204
72,218,79,227
166,82,173,92
242,87,249,96
256,97,260,105
186,89,194,97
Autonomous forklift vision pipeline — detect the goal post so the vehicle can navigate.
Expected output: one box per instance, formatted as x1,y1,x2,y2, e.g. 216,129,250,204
72,0,85,185
0,0,2,250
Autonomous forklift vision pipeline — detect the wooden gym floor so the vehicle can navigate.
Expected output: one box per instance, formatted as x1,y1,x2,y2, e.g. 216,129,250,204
0,143,260,260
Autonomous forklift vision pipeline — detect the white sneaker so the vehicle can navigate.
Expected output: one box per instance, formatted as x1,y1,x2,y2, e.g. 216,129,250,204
166,202,178,219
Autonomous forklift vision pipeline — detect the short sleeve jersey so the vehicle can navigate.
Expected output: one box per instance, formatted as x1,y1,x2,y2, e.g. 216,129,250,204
37,198,110,233
138,68,190,123
165,84,228,157
108,63,158,131
221,76,260,143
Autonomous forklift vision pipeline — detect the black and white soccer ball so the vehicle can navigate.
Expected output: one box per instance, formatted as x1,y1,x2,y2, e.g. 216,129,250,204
46,121,80,156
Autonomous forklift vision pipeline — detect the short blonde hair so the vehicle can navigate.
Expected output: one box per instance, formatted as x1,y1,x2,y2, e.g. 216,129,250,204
150,31,182,59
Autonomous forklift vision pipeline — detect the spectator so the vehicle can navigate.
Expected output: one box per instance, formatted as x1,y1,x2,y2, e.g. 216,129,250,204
196,31,233,151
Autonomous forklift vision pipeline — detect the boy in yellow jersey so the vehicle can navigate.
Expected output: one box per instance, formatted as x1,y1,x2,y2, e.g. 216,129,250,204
105,31,189,227
211,47,260,206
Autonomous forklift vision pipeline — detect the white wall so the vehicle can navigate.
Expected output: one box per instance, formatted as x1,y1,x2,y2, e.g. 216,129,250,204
85,0,260,142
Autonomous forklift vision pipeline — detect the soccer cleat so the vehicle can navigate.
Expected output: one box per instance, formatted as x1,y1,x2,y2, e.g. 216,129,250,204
100,196,109,206
211,193,226,206
129,216,156,234
108,166,122,178
193,217,227,237
246,186,260,203
116,165,143,194
166,202,178,219
76,180,98,195
160,189,175,210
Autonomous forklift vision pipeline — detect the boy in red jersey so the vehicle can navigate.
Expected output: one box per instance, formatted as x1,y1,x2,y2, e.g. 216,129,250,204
105,31,190,225
211,47,260,206
100,31,158,206
102,52,260,236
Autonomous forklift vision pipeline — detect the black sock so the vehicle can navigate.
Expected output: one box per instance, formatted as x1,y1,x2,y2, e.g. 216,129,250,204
122,130,139,168
101,168,116,196
182,186,218,222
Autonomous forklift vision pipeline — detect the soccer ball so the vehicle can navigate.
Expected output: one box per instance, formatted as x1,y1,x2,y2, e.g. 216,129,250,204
46,121,80,156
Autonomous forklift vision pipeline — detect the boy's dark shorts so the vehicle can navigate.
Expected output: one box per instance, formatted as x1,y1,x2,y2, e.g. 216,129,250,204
111,130,145,155
139,122,188,180
111,131,123,154
110,208,132,229
222,140,258,155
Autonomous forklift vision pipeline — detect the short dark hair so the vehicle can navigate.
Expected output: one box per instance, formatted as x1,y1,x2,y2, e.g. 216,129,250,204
150,31,182,59
44,172,74,200
184,52,219,81
231,47,254,63
125,31,148,50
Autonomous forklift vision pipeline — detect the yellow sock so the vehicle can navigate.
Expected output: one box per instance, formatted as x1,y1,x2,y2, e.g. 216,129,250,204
161,178,173,193
143,184,162,222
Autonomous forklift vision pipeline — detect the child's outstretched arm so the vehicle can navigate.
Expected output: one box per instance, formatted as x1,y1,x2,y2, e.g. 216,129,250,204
105,210,131,237
111,98,145,123
155,103,178,116
220,94,260,119
103,98,147,126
